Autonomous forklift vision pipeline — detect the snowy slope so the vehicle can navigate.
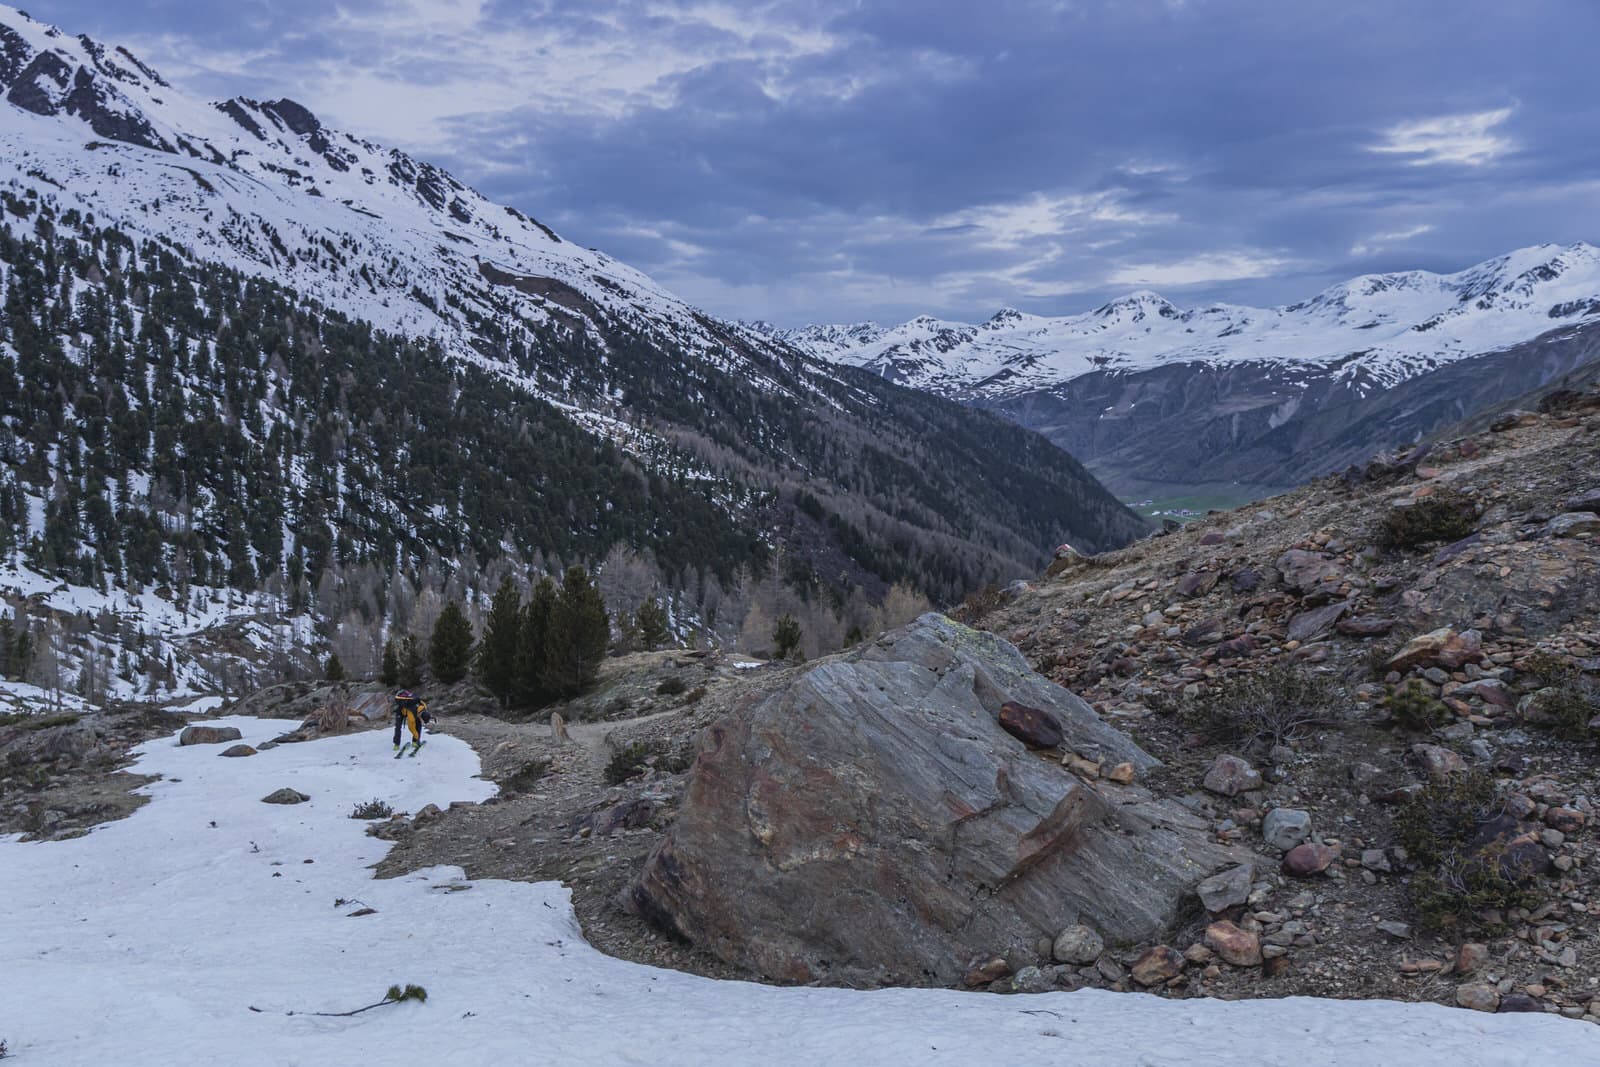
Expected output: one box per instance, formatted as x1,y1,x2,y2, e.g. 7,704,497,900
4,719,1596,1066
0,4,790,395
783,245,1600,400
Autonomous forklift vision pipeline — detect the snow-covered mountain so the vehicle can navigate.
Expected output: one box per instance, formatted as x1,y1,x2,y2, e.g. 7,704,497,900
777,247,1600,495
0,6,785,382
783,246,1600,398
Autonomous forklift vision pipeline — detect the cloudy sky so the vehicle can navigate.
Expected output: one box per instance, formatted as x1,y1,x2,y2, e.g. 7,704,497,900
25,0,1600,326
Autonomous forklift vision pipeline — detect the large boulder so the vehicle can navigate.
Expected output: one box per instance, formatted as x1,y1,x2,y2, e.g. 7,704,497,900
626,614,1240,986
179,725,243,746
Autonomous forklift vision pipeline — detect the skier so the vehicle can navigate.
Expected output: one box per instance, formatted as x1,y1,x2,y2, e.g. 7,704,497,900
392,689,431,757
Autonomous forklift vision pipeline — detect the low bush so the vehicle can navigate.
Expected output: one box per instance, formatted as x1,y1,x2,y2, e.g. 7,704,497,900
1384,681,1449,732
1394,771,1540,929
1376,488,1480,550
349,798,393,820
951,583,1008,624
1179,666,1344,749
1521,652,1600,740
603,740,691,785
655,676,688,697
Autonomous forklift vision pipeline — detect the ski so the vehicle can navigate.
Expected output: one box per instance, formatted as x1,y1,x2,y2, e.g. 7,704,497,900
407,740,425,758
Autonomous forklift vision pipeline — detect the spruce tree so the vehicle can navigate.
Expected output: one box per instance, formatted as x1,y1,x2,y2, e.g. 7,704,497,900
429,601,473,683
380,638,399,687
542,566,609,699
398,632,424,689
635,597,669,651
515,576,556,707
772,613,803,660
325,653,345,682
477,576,522,705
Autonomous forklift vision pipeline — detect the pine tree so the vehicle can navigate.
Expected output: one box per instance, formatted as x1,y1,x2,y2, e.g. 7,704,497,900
429,600,473,683
477,576,522,705
325,653,346,682
379,638,399,687
542,565,609,699
772,613,803,660
515,576,556,707
635,597,669,651
398,632,424,689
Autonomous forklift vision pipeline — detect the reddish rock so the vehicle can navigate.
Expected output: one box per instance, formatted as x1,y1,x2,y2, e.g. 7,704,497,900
1544,807,1586,833
1215,635,1258,660
1281,842,1339,877
1203,755,1263,797
1456,942,1489,975
1385,628,1483,673
1204,920,1262,966
1130,946,1185,986
962,955,1012,988
1456,983,1500,1013
998,702,1065,749
1263,955,1292,978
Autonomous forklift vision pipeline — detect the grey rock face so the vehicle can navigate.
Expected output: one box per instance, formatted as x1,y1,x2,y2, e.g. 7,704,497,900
627,614,1240,987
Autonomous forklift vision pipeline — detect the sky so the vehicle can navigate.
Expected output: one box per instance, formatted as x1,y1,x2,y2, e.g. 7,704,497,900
20,0,1600,326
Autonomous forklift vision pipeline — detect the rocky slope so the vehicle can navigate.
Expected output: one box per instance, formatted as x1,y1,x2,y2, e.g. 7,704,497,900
778,247,1600,497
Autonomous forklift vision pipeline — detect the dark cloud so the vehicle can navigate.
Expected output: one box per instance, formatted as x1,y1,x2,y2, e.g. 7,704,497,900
23,0,1600,324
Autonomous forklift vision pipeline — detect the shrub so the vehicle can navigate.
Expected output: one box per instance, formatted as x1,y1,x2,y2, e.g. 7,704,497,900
604,741,656,785
1376,489,1480,550
1394,772,1539,929
655,676,687,697
350,798,393,820
1384,681,1449,732
1521,652,1600,740
772,614,803,660
1179,666,1344,749
603,740,691,785
683,685,708,704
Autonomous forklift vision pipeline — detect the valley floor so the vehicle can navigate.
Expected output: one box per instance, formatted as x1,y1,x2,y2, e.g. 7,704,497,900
4,718,1597,1066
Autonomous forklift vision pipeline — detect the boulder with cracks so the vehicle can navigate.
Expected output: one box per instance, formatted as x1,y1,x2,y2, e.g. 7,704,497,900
626,614,1241,987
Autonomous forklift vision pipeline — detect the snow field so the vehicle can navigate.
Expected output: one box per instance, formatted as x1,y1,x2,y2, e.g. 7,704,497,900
4,719,1599,1065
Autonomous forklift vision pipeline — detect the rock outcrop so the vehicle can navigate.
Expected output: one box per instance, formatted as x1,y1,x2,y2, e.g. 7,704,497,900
626,614,1240,986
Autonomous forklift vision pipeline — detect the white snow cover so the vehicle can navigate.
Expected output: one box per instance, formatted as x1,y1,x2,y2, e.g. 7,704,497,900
4,719,1596,1065
784,245,1600,399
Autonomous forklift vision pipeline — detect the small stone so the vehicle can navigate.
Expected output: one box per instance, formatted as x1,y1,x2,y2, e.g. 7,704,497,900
1456,943,1489,974
1547,512,1600,538
1456,983,1501,1013
998,702,1065,748
1545,807,1586,833
962,955,1011,988
1130,946,1185,987
261,788,310,805
1411,743,1466,779
1196,863,1256,913
412,803,444,826
1203,755,1263,797
1204,920,1263,966
219,744,257,757
1262,808,1312,850
1184,943,1214,964
1361,849,1393,873
1107,762,1136,784
179,725,244,746
1282,842,1339,878
1052,924,1105,965
1263,955,1292,978
1377,921,1412,940
1011,965,1053,993
1498,994,1545,1013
